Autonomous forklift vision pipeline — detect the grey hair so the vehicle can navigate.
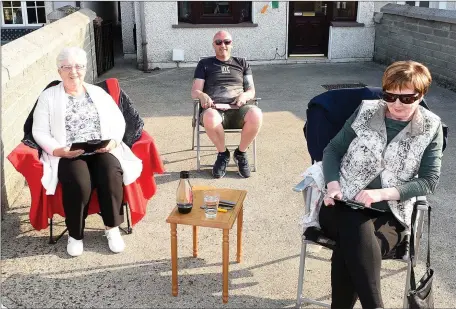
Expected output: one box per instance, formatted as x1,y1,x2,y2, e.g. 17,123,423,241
56,47,87,68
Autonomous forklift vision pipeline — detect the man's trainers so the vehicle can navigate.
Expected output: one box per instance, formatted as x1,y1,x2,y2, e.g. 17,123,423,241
233,148,251,178
104,227,125,253
212,149,230,179
67,236,83,257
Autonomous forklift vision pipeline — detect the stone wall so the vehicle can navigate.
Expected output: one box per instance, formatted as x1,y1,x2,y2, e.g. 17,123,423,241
1,9,97,216
374,3,456,90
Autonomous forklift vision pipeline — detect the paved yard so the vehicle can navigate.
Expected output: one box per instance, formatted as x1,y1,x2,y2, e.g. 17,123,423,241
2,60,455,308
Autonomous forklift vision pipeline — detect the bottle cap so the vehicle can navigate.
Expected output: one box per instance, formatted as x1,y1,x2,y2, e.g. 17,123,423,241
180,171,190,179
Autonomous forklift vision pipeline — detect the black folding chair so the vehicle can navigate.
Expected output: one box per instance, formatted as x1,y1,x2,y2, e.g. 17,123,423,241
294,86,447,308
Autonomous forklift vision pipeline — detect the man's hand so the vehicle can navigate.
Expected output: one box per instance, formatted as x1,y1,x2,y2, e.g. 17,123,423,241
95,140,117,153
199,93,214,109
235,93,249,107
53,147,84,158
354,190,383,208
324,181,343,206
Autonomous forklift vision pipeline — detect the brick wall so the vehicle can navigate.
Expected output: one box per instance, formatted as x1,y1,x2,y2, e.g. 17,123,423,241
374,4,456,91
1,9,96,217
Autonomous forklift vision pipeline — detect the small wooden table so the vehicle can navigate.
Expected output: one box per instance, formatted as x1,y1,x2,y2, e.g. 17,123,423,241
166,186,247,303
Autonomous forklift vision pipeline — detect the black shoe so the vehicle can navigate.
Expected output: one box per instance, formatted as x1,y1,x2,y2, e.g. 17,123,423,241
212,149,230,179
233,148,251,178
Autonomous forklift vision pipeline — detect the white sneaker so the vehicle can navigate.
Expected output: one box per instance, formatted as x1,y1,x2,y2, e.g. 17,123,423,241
104,227,125,253
67,236,83,257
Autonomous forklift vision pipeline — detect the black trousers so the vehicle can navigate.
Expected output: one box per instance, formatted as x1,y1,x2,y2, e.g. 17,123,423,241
319,202,405,309
58,153,124,240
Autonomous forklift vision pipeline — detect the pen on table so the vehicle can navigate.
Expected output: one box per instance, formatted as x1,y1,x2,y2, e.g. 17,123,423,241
218,208,227,213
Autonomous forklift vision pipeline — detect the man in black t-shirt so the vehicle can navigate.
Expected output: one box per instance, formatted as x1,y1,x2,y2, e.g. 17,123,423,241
191,30,263,179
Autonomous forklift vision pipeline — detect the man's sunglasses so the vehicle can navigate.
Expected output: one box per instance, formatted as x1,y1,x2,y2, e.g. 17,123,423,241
382,92,420,104
214,39,232,46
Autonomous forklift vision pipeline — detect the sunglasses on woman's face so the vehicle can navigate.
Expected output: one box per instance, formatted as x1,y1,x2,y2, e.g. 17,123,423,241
382,92,420,104
214,39,232,46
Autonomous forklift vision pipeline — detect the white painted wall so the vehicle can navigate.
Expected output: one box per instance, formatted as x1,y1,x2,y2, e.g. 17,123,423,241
136,1,288,68
130,1,426,67
329,1,375,60
120,1,135,55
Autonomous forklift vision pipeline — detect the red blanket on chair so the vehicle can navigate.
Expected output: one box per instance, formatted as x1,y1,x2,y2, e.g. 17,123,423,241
7,78,165,230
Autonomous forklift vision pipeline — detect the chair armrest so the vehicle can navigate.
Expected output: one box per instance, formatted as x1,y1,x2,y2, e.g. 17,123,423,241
415,196,429,211
193,98,260,105
293,176,315,192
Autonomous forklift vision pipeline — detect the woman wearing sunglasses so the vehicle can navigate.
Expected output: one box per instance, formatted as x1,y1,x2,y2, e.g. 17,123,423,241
319,61,443,308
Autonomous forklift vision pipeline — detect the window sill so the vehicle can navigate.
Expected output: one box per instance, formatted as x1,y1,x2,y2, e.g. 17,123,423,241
330,21,364,27
172,22,258,28
1,24,43,29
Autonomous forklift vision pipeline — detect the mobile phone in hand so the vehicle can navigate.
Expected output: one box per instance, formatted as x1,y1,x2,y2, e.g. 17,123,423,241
332,197,366,210
332,197,386,212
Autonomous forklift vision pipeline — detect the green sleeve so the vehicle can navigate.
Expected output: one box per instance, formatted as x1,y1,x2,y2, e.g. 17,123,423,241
396,123,443,201
322,109,359,185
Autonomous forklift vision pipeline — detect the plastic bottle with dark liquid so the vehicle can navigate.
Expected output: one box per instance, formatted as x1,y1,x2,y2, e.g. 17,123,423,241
176,171,193,214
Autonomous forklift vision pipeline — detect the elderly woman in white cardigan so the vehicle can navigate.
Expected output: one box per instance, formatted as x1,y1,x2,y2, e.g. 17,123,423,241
32,47,142,257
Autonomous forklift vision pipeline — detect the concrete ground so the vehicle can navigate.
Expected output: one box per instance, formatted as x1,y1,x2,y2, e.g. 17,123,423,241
1,60,455,308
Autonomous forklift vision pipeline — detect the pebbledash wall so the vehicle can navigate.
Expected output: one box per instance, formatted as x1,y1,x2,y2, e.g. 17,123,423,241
1,9,97,214
374,4,456,91
122,1,376,69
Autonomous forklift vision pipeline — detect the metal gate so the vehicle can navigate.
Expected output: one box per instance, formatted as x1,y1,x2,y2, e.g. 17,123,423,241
94,20,114,75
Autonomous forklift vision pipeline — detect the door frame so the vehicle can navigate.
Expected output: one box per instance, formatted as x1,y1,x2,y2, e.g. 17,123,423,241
287,1,332,56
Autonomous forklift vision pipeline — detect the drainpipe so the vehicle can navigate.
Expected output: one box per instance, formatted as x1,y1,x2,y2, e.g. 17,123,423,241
139,2,151,72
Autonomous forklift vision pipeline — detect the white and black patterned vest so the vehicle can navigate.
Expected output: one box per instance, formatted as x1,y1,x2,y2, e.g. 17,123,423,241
339,100,440,229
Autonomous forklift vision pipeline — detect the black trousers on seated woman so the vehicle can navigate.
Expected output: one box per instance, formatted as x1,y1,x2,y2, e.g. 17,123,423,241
319,201,405,309
58,153,124,240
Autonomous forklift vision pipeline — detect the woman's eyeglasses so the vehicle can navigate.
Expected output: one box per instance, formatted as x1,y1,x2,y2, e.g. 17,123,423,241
60,64,86,72
382,92,420,104
214,39,232,46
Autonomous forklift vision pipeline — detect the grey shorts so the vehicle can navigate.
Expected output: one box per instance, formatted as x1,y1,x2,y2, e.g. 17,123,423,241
199,104,259,129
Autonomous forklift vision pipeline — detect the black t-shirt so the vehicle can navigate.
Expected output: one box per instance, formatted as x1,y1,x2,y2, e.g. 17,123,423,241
193,56,253,104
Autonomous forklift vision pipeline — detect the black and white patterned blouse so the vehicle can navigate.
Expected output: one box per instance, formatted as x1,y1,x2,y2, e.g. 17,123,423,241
65,92,102,148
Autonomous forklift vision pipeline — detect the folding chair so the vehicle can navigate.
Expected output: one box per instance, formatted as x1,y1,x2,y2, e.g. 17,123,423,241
191,98,260,172
294,86,448,308
7,78,165,244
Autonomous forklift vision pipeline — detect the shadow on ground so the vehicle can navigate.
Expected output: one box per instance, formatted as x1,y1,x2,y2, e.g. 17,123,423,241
1,255,296,308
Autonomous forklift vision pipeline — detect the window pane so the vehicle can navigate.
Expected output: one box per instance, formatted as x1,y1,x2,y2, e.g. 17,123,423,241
294,2,326,17
11,1,20,7
2,1,12,7
37,7,45,22
202,1,231,16
3,8,13,23
26,1,35,7
333,1,357,20
405,1,415,5
238,2,251,22
37,1,44,6
178,1,192,21
27,7,37,23
419,1,429,7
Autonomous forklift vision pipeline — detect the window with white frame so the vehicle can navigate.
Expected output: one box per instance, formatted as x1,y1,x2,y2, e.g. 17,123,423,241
1,1,46,26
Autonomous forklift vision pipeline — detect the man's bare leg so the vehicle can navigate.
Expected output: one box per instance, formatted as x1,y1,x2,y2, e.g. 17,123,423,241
239,108,263,152
203,108,226,152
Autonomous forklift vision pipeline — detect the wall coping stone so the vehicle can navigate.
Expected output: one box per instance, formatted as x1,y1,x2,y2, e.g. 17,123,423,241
330,21,364,27
1,9,96,87
380,3,456,24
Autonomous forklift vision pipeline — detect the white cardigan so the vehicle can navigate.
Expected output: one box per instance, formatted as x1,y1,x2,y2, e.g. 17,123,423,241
32,83,143,195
